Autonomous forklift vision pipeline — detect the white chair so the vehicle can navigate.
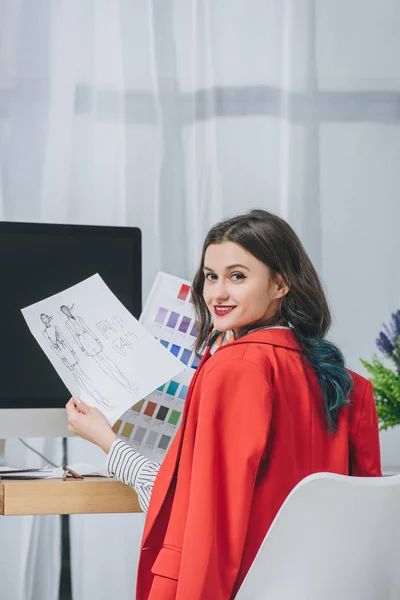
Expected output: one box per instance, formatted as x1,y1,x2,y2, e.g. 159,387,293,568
236,473,400,600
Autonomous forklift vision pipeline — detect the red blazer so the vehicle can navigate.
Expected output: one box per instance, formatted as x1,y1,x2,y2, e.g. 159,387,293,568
136,329,381,600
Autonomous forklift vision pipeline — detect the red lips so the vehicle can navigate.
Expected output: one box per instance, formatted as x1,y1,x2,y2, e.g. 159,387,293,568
213,306,236,317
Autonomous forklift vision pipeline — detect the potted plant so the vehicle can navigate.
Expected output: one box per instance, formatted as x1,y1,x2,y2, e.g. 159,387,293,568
361,310,400,430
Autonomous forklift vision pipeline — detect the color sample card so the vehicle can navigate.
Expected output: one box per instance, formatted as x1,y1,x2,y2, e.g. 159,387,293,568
166,381,179,396
179,385,188,400
168,410,181,426
122,422,134,438
181,349,192,365
155,307,168,325
170,344,181,357
158,434,171,450
112,419,123,434
116,272,204,461
167,312,180,329
156,405,169,421
177,284,190,301
191,354,201,369
132,399,145,413
146,430,159,447
179,316,191,334
144,401,157,417
133,426,146,443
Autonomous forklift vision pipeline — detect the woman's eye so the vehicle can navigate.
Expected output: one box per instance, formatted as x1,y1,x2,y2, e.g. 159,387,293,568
204,273,217,281
231,272,246,281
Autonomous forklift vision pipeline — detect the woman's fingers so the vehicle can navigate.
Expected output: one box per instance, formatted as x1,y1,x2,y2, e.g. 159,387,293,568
66,397,86,412
65,398,86,430
76,401,91,415
64,396,116,452
66,398,78,417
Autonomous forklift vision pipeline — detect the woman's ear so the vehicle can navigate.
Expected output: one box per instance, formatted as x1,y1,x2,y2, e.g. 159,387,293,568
273,275,290,299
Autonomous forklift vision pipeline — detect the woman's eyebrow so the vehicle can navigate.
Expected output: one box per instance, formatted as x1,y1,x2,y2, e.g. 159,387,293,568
203,264,250,271
225,263,250,271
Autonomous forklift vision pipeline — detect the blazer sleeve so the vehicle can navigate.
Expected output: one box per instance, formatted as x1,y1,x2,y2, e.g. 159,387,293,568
175,358,272,600
349,380,382,476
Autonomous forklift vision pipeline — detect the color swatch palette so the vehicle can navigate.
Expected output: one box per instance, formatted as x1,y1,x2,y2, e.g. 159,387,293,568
142,398,182,426
158,379,188,400
113,417,173,452
158,339,201,369
154,308,197,338
116,272,202,461
117,394,183,443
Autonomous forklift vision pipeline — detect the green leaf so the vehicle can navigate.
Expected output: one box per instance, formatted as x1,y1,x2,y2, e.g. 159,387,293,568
360,357,400,430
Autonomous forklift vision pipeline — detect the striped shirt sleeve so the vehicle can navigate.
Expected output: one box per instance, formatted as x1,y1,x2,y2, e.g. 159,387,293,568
106,438,160,513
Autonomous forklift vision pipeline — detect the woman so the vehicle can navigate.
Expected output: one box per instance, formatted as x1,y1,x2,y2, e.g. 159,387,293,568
66,209,381,600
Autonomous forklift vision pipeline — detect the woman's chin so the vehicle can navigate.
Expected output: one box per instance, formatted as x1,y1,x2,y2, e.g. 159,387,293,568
212,318,238,333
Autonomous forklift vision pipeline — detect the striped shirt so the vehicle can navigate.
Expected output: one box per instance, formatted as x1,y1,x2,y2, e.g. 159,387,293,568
106,438,160,512
106,326,290,512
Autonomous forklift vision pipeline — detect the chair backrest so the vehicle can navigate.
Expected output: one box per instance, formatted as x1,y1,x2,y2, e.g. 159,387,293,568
236,473,400,600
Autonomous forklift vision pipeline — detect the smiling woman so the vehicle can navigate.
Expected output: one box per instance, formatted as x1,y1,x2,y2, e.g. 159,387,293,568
67,208,381,600
202,242,289,337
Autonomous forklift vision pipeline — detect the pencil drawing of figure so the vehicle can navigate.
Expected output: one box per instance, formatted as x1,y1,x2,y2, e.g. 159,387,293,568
60,305,137,394
40,313,115,409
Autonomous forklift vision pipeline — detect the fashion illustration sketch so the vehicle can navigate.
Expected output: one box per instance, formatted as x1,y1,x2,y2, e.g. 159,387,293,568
41,313,115,409
60,305,138,394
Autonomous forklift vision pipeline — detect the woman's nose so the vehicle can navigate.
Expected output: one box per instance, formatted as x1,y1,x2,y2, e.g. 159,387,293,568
213,280,229,302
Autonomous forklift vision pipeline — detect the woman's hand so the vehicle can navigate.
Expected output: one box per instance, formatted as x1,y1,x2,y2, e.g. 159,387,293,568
66,398,117,454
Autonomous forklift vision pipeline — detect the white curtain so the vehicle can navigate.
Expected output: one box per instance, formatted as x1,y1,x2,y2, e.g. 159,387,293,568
1,1,400,598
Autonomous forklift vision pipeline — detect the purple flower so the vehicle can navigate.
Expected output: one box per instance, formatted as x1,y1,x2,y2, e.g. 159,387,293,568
376,332,394,356
383,323,395,344
392,310,400,337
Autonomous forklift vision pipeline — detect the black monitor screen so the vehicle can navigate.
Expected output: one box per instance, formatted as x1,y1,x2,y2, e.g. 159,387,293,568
0,222,141,409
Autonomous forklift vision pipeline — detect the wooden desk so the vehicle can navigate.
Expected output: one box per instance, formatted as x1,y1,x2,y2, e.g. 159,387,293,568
0,477,142,516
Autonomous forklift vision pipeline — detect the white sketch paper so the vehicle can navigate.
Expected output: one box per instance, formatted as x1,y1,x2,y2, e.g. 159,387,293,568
21,274,186,424
114,272,203,461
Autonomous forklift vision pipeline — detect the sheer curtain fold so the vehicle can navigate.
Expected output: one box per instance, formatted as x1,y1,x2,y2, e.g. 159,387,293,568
1,1,400,598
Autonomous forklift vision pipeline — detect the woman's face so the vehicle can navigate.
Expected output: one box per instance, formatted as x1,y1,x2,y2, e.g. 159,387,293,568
202,241,287,335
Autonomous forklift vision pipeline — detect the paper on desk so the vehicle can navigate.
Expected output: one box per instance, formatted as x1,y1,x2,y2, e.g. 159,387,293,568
0,466,51,473
56,462,109,477
0,463,109,478
0,466,54,478
21,274,186,424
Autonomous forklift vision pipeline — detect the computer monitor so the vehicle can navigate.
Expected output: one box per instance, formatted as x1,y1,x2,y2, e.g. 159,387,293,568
0,222,141,438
